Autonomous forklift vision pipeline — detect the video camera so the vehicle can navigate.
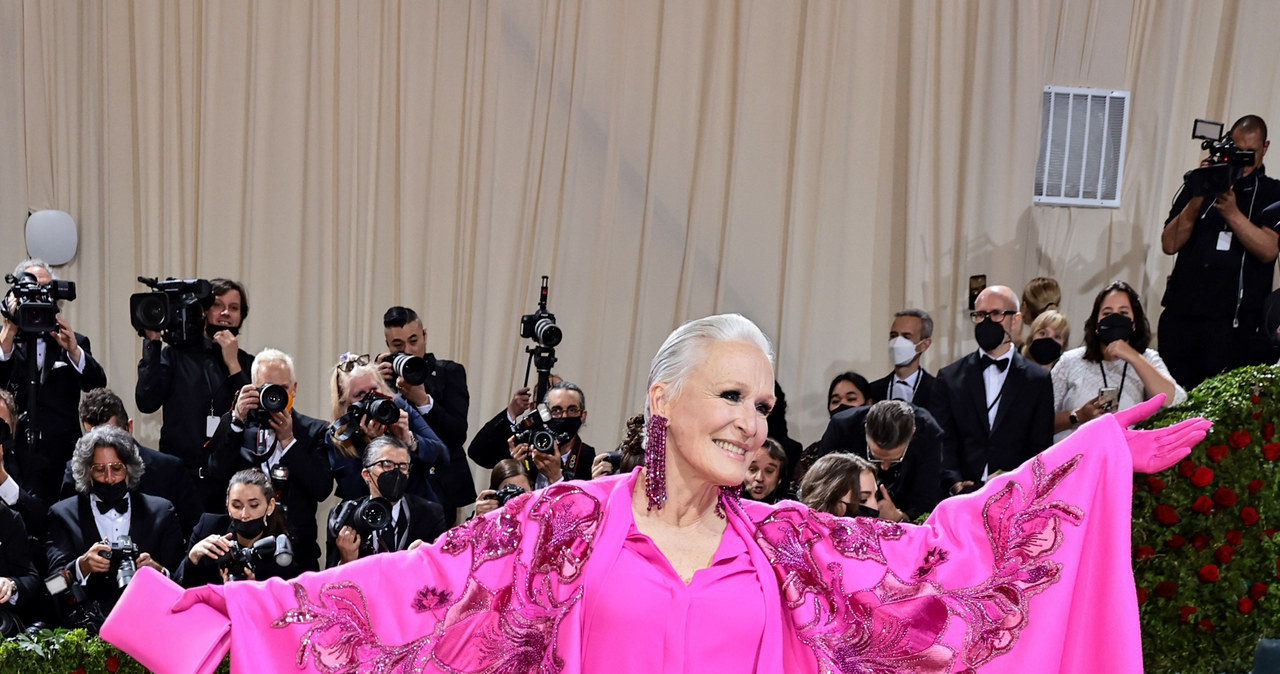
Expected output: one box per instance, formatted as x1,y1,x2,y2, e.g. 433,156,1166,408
202,534,293,581
2,271,75,334
130,276,213,346
1183,119,1258,197
379,351,428,387
327,496,393,541
247,383,291,426
333,391,401,442
510,402,575,454
96,535,140,589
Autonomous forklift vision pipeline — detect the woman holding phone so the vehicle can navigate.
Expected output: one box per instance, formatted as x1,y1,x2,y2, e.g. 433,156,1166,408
1051,281,1185,441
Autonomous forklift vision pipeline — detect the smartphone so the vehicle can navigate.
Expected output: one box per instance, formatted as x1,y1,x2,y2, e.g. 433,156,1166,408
1098,387,1120,411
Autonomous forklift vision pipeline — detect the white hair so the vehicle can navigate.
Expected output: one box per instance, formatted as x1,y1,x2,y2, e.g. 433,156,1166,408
13,258,55,280
251,347,297,384
645,313,774,419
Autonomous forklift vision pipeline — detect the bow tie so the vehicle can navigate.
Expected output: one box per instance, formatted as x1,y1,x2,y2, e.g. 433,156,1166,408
96,498,128,515
980,355,1009,372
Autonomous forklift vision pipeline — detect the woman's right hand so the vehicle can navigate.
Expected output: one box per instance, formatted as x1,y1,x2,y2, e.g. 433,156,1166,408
188,533,234,565
1073,395,1110,424
475,490,499,517
335,525,362,564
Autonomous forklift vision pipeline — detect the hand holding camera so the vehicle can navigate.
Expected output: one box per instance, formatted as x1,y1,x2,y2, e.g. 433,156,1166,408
375,351,431,407
189,532,235,566
78,541,113,577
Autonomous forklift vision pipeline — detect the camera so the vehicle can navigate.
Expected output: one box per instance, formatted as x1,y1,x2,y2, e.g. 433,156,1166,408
379,351,428,386
1183,119,1258,197
602,450,622,471
2,271,76,333
203,534,293,581
247,383,291,426
129,276,212,346
327,496,393,541
44,569,105,635
511,404,557,453
485,483,528,506
333,391,401,442
520,276,562,347
96,535,140,589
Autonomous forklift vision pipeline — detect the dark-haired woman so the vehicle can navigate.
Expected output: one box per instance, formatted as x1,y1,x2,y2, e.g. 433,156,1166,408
1052,282,1185,441
826,371,874,416
178,469,299,586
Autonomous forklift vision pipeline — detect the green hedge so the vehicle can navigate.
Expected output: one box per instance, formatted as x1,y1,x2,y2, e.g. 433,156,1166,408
0,628,230,673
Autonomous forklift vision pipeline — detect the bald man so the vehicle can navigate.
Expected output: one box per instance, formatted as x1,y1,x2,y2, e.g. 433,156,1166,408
930,285,1054,498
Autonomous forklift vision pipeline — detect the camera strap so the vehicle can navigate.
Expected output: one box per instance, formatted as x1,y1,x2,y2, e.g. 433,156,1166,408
1099,361,1129,402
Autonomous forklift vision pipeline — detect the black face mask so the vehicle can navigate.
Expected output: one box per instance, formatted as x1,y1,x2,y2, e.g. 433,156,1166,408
546,417,583,443
205,323,241,340
91,479,129,508
375,467,409,503
1028,337,1063,365
974,318,1007,353
829,403,856,418
857,505,880,518
1097,313,1134,344
230,515,267,540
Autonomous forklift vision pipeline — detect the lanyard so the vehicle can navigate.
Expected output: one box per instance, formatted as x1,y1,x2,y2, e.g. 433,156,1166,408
1099,360,1130,400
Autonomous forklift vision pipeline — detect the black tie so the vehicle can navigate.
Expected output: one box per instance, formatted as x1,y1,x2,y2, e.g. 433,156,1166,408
382,515,407,552
97,497,128,515
980,355,1009,372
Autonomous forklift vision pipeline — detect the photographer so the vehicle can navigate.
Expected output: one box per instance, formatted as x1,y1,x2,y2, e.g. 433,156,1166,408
327,436,447,567
208,348,332,572
135,278,254,511
380,306,473,522
511,382,595,487
45,425,182,614
1,259,107,503
329,360,447,503
472,459,533,518
1160,115,1280,389
178,468,299,586
0,390,49,544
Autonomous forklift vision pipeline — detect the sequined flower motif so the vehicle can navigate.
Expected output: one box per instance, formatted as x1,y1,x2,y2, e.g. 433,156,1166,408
529,489,602,582
440,504,522,570
272,581,432,673
412,585,452,613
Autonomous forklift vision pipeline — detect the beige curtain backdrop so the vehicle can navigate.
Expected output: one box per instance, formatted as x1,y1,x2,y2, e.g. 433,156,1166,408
3,0,1280,487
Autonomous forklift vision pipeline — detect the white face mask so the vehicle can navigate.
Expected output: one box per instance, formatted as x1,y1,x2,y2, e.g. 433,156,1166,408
888,336,919,367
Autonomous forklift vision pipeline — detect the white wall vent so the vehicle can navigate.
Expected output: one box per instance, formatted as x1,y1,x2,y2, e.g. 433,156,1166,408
1034,86,1129,208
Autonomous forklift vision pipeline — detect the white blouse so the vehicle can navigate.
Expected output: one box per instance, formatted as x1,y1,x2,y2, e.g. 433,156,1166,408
1051,346,1187,443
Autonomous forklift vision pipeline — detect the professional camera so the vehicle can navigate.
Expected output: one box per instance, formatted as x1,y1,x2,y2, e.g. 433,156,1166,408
333,391,401,442
44,569,105,635
520,276,562,347
327,496,393,541
379,351,428,386
129,276,213,346
247,383,291,426
96,535,140,589
1183,119,1258,198
485,483,528,506
511,403,558,454
2,271,75,333
602,450,622,471
203,534,293,581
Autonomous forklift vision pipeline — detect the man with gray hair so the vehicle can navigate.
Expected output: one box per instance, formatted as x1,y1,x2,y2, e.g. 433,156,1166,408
45,425,183,614
468,380,596,487
0,258,107,503
868,308,937,409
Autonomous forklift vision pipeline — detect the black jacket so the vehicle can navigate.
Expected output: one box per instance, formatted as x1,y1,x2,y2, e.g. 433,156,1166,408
59,441,201,539
868,369,937,411
207,410,334,572
816,404,944,520
176,513,301,587
0,503,43,622
468,410,595,482
324,493,448,568
932,351,1054,493
419,355,475,512
45,492,183,614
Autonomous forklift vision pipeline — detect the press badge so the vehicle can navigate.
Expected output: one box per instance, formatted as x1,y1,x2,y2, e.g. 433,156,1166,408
1217,231,1233,251
207,415,221,437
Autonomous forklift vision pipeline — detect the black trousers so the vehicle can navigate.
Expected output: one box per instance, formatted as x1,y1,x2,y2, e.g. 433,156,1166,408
1157,310,1261,391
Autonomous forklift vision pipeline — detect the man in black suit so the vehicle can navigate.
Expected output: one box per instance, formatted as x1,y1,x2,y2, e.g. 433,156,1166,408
868,309,938,409
0,259,108,503
468,381,596,485
327,436,448,567
380,306,474,522
816,400,943,522
0,390,48,549
208,348,333,572
56,388,202,539
45,425,183,615
0,500,42,635
934,285,1055,497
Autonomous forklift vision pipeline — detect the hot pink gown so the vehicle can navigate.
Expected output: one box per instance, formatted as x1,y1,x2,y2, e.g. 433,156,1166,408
104,413,1161,673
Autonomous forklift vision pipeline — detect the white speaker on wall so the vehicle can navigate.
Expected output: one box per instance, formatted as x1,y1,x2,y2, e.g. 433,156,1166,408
25,210,78,265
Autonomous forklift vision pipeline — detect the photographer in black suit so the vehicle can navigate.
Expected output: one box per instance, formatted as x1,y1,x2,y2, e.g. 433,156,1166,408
933,285,1054,497
469,381,596,486
0,390,48,547
178,468,300,587
328,436,447,567
208,348,333,572
0,259,108,503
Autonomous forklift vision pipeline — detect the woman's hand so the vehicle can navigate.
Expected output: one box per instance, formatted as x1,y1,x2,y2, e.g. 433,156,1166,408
590,454,612,479
335,526,361,564
1113,394,1212,473
188,533,234,565
1073,395,1110,424
474,490,499,517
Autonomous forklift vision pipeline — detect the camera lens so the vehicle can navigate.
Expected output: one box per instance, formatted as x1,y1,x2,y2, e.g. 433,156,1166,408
534,318,562,347
258,383,289,413
392,353,429,386
368,397,401,427
357,498,392,531
132,294,170,330
531,429,556,453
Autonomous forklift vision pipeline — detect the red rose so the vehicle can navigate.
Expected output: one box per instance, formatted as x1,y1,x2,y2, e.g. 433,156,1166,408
1135,545,1156,562
1254,394,1262,405
1213,487,1238,508
1243,506,1260,526
1191,496,1214,515
1155,504,1181,525
1137,587,1149,605
1178,459,1195,478
1191,466,1214,487
1145,476,1166,495
1167,534,1186,549
1179,605,1197,622
1256,411,1265,421
1227,530,1244,545
1199,564,1220,582
1199,619,1214,631
1156,581,1178,598
1264,443,1280,461
1249,479,1265,494
1191,533,1211,551
1215,545,1236,565
1239,597,1255,614
1268,529,1278,539
1230,430,1252,448
1250,582,1267,600
1266,422,1275,441
105,655,120,673
1206,444,1229,463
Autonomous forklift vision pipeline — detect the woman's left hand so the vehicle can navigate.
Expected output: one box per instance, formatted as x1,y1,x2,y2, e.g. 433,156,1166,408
1113,394,1212,473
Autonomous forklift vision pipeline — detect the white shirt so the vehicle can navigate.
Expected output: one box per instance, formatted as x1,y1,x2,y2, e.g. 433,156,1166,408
76,493,132,584
1051,346,1187,443
0,476,20,507
229,418,297,475
979,348,1014,429
0,335,88,373
889,368,922,405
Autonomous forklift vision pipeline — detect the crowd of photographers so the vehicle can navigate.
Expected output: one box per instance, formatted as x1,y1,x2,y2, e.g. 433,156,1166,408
0,114,1279,638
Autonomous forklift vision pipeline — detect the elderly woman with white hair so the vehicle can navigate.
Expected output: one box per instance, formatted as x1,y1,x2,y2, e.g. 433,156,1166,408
106,314,1207,674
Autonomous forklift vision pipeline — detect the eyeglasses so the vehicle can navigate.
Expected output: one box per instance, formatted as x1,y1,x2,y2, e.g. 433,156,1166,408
865,438,909,466
969,310,1018,324
548,406,582,418
90,462,126,477
337,352,370,373
366,459,411,475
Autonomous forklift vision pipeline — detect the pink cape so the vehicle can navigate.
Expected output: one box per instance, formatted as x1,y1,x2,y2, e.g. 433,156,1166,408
104,413,1143,673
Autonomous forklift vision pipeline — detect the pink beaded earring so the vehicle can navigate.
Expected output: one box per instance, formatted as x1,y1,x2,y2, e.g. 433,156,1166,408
644,414,668,511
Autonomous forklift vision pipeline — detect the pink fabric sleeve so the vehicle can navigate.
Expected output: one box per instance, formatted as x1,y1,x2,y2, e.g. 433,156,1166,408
101,567,231,674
